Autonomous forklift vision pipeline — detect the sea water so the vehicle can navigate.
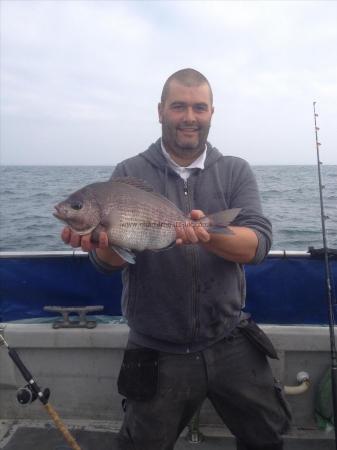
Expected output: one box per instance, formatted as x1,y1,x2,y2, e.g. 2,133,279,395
0,165,336,251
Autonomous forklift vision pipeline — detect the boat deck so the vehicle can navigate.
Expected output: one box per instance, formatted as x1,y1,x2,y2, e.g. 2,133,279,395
0,420,334,450
1,323,336,449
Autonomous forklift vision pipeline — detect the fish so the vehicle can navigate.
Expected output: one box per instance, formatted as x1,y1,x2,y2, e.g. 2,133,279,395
53,177,241,263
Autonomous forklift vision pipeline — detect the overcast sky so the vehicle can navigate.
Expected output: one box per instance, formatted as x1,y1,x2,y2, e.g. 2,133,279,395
1,0,336,165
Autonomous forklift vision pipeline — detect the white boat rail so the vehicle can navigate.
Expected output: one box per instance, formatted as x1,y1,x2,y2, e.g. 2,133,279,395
0,250,312,258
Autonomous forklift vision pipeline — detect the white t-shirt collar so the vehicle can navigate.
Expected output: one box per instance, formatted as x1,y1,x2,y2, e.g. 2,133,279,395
160,139,207,181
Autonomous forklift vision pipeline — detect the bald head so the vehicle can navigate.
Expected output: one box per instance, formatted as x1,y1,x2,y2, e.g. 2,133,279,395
161,68,213,105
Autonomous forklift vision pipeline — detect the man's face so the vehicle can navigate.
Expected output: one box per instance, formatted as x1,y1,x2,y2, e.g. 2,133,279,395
158,80,214,163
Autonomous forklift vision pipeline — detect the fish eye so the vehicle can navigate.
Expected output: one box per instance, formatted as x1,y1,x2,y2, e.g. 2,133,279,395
71,201,83,211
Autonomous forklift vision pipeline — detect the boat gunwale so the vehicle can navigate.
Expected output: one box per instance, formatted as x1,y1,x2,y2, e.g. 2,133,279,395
0,250,312,258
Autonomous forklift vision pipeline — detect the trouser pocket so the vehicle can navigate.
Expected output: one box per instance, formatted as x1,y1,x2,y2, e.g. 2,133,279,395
238,319,279,359
117,348,159,401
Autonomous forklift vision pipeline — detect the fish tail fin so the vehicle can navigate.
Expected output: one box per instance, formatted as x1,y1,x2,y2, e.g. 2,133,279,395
200,208,241,234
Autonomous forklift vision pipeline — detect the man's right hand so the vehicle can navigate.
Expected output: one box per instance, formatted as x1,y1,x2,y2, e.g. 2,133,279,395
61,227,127,267
61,226,109,252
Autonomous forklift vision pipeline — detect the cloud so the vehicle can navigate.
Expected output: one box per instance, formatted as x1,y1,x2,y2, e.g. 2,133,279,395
1,1,155,120
1,0,336,164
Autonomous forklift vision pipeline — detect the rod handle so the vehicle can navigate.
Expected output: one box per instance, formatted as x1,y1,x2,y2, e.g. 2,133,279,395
44,403,82,450
8,348,33,382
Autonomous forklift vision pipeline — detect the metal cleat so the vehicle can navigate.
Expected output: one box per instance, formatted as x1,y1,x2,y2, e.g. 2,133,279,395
43,305,104,329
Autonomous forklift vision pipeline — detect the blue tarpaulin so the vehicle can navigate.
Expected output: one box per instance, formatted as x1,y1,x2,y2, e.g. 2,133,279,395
1,253,336,324
0,255,123,321
244,256,337,324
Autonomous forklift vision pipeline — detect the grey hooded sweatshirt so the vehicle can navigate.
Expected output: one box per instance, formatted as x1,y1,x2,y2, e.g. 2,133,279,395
90,139,272,353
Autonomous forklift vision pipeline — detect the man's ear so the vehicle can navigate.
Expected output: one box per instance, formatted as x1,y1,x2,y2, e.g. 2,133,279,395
158,102,163,124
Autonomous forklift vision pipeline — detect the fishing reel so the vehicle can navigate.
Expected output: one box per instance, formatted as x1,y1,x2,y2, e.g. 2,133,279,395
16,384,50,406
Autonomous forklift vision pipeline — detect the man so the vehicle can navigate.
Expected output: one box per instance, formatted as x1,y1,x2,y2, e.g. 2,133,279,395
62,69,291,450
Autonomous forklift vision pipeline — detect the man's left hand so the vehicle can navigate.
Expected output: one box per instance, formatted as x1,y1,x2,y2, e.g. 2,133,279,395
175,210,210,245
175,209,258,263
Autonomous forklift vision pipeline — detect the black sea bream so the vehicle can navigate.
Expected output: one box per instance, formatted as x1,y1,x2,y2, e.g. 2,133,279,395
54,177,240,262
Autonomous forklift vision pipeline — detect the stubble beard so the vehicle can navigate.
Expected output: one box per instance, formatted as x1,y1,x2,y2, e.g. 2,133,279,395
162,122,210,160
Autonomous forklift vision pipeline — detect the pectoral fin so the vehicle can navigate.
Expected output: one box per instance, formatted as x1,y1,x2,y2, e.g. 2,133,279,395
111,245,136,264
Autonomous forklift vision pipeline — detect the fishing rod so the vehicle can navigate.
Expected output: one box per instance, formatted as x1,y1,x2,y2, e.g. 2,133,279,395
313,101,337,444
0,333,82,450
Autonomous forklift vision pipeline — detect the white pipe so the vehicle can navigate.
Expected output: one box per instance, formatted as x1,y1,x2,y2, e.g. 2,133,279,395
284,371,310,395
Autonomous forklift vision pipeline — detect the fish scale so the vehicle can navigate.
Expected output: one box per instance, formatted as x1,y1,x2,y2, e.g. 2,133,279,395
113,198,179,250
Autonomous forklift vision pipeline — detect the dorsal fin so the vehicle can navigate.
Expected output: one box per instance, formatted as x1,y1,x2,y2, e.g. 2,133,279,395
110,176,184,218
111,177,154,192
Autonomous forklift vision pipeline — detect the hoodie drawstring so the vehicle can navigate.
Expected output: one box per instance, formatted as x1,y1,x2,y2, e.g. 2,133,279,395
164,166,168,198
214,160,229,209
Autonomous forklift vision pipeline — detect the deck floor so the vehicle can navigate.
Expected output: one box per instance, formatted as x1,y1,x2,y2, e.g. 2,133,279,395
0,423,335,450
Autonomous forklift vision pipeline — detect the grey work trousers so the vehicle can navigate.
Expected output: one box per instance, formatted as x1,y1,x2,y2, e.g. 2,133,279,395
117,328,291,450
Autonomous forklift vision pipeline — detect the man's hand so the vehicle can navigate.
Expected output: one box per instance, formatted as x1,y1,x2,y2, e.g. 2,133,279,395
175,210,210,245
175,210,258,264
61,227,109,252
61,227,126,267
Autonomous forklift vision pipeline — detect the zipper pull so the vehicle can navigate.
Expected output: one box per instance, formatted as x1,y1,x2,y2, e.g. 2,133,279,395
183,180,188,196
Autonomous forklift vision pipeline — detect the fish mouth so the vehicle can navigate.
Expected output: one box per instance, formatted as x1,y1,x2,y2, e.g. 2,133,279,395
53,205,64,221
